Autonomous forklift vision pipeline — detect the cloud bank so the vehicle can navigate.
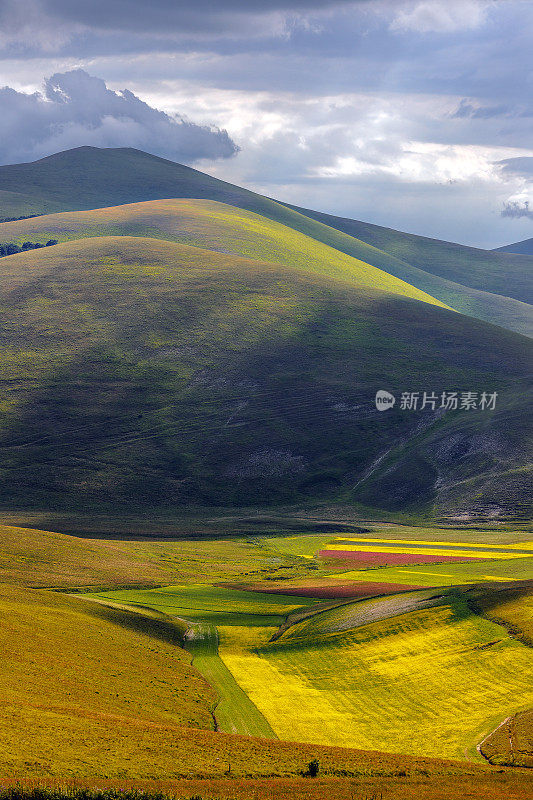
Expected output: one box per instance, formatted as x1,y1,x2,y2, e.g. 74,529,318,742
0,69,238,165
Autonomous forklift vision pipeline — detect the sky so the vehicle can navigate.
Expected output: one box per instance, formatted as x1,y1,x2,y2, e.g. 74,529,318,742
0,0,532,247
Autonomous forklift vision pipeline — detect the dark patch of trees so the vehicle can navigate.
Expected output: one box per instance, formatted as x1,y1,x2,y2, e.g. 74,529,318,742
0,239,58,257
0,213,42,223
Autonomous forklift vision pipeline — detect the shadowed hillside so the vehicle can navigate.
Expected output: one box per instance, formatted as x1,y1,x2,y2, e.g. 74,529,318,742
0,234,530,519
283,203,533,306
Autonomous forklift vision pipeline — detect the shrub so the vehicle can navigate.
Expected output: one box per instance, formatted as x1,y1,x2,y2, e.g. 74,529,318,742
307,758,319,777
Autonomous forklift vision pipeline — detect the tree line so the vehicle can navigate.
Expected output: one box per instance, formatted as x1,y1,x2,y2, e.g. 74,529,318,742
0,239,58,257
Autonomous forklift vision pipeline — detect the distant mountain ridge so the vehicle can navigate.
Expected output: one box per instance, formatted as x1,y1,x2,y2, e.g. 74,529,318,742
494,237,533,256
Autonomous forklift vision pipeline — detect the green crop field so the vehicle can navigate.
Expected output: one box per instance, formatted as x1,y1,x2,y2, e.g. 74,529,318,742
84,584,317,737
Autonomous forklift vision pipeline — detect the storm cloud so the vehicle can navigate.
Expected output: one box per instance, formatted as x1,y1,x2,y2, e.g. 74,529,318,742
0,69,238,165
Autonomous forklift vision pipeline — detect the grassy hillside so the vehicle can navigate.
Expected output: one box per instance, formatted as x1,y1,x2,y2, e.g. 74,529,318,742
0,201,448,308
0,234,530,517
0,147,531,335
286,203,533,305
0,521,322,589
2,198,532,337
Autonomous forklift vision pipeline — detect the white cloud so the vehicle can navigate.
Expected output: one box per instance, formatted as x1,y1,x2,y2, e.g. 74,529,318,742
390,0,492,33
314,141,533,185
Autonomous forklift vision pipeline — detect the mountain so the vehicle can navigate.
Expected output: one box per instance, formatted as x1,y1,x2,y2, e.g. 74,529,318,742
0,146,531,337
0,146,531,520
494,237,533,256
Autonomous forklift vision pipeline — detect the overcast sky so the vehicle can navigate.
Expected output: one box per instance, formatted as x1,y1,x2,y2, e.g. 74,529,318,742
1,0,532,247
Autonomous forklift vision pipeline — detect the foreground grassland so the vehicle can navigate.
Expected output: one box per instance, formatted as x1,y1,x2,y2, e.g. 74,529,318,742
3,583,518,794
88,582,533,762
1,521,532,798
5,775,533,800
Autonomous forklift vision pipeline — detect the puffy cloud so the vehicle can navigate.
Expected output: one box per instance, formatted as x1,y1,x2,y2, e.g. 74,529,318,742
0,69,238,165
389,0,492,34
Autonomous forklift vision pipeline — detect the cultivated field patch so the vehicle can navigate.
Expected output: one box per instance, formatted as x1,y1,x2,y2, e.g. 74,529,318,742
331,556,533,587
218,597,533,759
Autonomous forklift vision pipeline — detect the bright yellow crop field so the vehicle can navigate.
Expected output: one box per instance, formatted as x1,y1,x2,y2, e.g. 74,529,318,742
324,543,528,559
3,585,497,784
330,557,533,586
218,597,533,760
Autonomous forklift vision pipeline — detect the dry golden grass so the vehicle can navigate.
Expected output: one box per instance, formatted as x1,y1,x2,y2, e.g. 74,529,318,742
479,708,533,768
0,523,309,589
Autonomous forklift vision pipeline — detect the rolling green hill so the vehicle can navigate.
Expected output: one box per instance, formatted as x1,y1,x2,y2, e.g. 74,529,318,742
0,198,531,337
1,147,531,336
0,233,530,519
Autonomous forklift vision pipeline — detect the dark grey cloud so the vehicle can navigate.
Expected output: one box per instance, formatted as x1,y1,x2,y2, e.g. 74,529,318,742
0,0,364,47
501,200,533,221
0,69,238,165
451,99,509,120
44,0,359,28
